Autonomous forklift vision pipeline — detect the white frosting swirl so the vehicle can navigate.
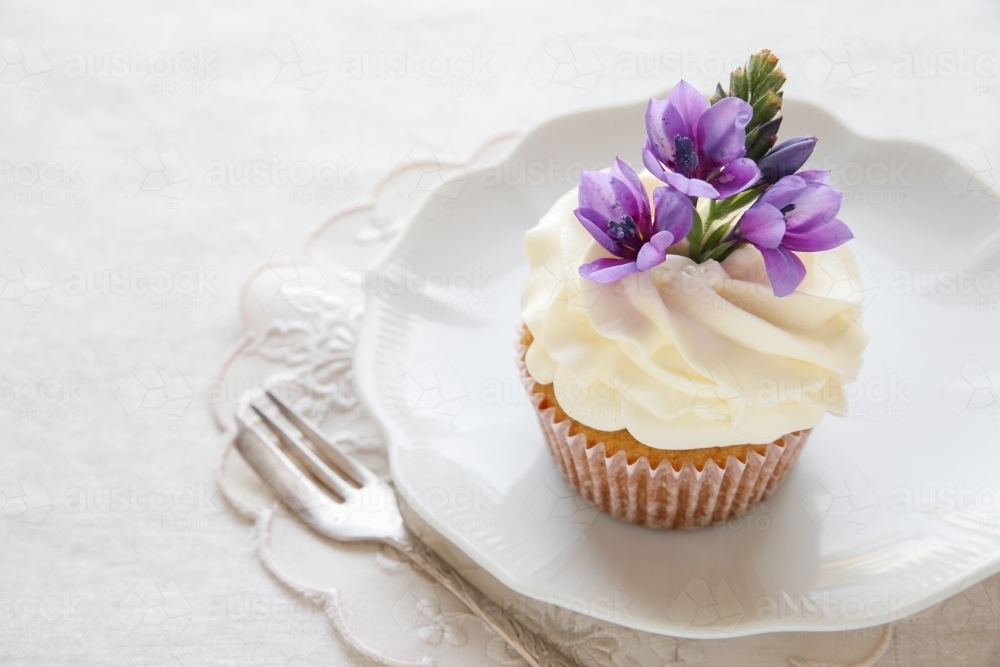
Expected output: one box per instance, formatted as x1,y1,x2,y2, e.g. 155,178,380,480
521,173,869,449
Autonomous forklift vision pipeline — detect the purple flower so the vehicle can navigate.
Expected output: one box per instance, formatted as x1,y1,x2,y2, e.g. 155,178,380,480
642,81,761,199
756,136,817,185
575,158,694,283
733,170,853,296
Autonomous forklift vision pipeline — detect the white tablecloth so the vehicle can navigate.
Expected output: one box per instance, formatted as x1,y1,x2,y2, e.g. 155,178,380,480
3,0,1000,664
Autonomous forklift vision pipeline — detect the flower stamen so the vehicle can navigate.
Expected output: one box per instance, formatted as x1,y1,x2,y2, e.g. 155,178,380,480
673,135,699,177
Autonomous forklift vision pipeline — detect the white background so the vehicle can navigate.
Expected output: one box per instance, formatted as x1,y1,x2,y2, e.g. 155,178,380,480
2,0,999,664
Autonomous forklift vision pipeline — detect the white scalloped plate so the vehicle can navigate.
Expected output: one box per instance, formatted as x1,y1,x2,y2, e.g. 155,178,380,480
354,96,1000,638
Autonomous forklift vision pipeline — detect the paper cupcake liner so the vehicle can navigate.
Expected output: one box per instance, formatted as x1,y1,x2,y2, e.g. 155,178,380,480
516,332,809,529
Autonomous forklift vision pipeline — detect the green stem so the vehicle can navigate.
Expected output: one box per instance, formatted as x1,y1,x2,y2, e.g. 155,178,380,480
687,209,706,258
712,188,759,220
713,240,745,262
700,220,735,258
689,187,760,263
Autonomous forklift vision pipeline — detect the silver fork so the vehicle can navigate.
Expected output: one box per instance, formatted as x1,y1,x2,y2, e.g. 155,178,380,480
235,390,577,667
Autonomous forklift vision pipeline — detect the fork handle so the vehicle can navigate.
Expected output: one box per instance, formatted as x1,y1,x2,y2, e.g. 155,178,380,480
392,536,578,667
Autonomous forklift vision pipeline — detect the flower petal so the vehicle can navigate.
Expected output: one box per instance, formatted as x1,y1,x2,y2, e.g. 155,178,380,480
636,239,669,271
759,247,807,297
645,100,675,167
579,257,639,283
695,96,753,170
755,136,816,185
709,157,760,198
577,170,621,225
664,80,709,143
758,174,807,209
610,158,651,233
642,142,671,182
649,230,676,252
782,217,854,252
652,186,694,239
797,169,830,185
784,183,843,231
664,171,719,198
574,208,624,256
737,203,785,249
611,157,645,199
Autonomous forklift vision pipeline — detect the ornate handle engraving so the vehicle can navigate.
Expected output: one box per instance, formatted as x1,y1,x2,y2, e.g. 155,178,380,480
394,535,578,667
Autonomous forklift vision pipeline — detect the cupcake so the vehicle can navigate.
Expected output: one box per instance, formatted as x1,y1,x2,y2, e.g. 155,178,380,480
518,51,869,529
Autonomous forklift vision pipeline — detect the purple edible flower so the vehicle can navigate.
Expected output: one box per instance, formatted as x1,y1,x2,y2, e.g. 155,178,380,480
642,80,761,199
733,170,853,296
575,158,693,283
755,136,817,185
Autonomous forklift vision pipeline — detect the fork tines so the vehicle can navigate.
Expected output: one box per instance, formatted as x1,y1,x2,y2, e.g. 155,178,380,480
239,391,372,505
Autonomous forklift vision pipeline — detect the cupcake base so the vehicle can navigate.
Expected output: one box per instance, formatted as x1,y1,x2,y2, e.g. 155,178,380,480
517,329,810,530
